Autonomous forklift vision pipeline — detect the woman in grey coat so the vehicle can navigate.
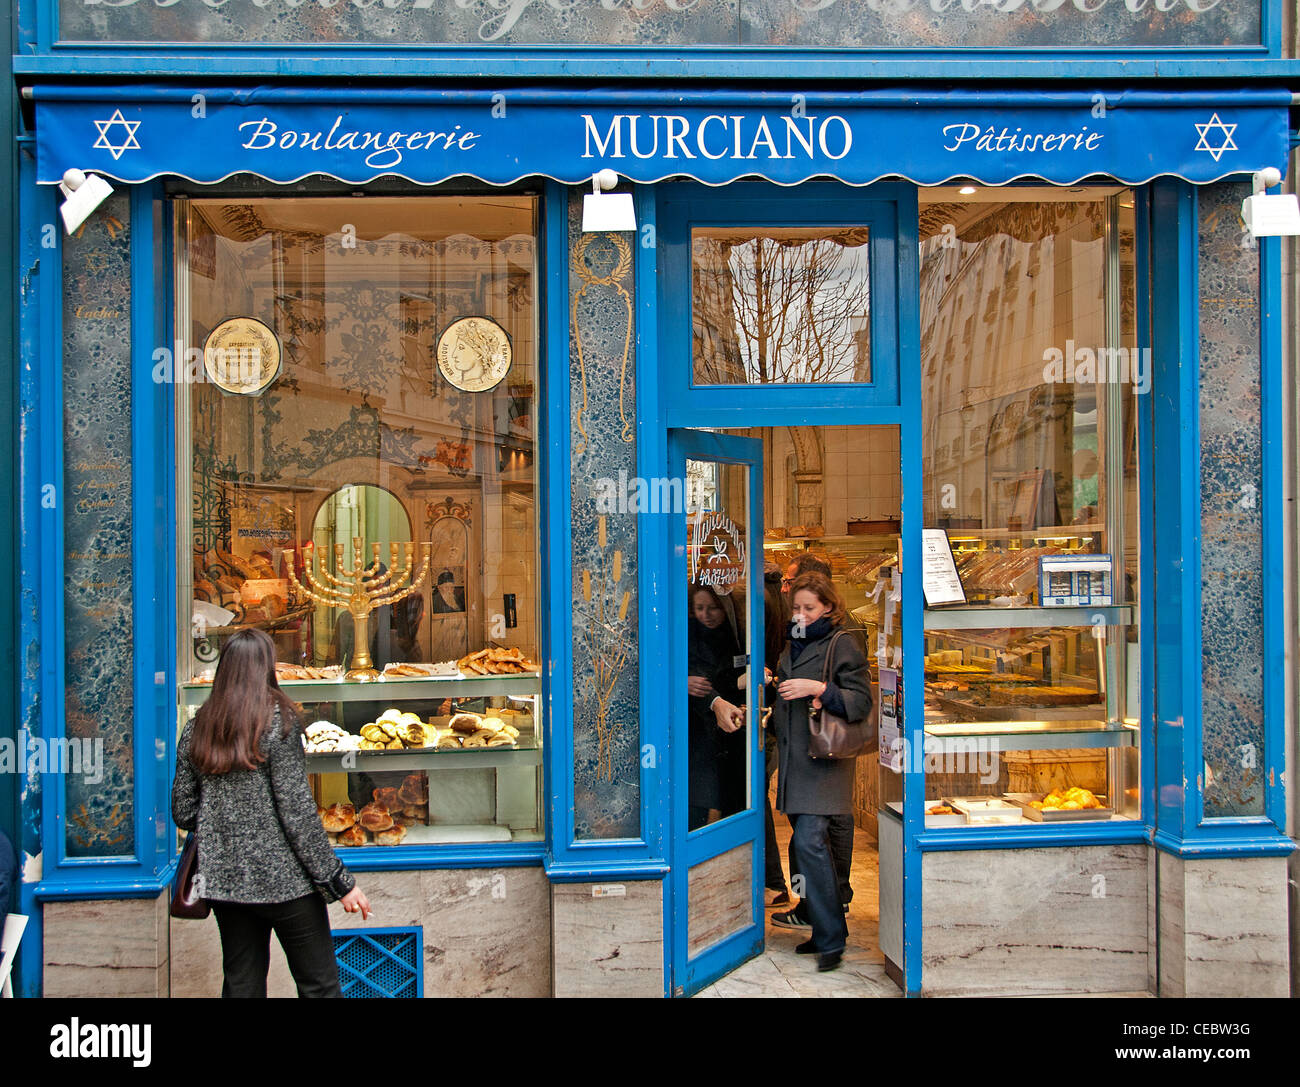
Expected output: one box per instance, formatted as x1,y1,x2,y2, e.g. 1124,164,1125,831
771,572,872,972
172,628,371,997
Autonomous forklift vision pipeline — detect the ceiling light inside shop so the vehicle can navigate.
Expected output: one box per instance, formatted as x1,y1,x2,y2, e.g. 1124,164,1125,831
958,185,978,195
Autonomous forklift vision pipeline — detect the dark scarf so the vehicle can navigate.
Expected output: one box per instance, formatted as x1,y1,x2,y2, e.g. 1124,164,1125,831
788,615,835,666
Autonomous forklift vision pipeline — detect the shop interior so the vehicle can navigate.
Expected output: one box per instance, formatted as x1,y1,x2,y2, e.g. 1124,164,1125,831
689,185,1142,969
175,196,545,847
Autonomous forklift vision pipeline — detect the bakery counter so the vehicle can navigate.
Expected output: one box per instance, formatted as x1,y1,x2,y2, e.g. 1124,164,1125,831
924,718,1137,753
924,605,1132,630
307,739,542,773
181,672,541,707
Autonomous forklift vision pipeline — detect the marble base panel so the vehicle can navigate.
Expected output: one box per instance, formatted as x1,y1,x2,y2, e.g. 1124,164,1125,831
922,845,1148,996
1156,853,1289,998
44,892,170,998
551,880,663,997
171,866,551,998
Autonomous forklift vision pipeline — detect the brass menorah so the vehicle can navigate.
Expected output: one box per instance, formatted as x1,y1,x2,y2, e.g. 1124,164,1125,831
285,536,432,681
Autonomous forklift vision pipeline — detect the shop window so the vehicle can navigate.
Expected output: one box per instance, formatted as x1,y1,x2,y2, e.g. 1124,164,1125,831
917,187,1142,826
175,196,543,848
692,227,871,385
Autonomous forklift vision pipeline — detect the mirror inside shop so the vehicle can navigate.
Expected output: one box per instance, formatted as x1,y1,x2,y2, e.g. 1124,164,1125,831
719,187,1141,832
176,196,543,847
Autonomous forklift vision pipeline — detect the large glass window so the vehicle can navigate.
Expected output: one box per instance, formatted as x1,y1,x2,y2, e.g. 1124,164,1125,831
175,195,543,846
692,227,871,385
917,186,1142,825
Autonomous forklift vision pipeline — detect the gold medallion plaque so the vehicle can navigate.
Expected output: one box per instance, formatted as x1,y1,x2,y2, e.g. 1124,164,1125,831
436,316,513,393
203,317,282,395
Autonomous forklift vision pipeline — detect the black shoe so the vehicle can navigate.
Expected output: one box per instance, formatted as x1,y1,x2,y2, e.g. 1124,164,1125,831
817,950,843,972
795,940,816,955
771,908,811,930
842,904,850,915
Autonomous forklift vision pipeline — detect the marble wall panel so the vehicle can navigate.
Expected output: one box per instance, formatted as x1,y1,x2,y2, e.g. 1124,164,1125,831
173,867,551,997
45,892,169,998
1197,182,1266,818
569,193,641,839
61,191,136,858
552,880,664,998
922,845,1148,995
1157,854,1288,998
688,842,752,956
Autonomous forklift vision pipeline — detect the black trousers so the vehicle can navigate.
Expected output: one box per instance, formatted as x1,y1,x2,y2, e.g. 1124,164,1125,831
211,893,342,998
789,814,849,955
788,813,854,911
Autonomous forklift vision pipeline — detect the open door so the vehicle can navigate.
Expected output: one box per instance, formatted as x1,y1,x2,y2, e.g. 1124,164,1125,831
667,428,764,996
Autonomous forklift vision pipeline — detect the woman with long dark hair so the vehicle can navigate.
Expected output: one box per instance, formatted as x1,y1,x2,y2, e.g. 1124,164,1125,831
172,628,370,998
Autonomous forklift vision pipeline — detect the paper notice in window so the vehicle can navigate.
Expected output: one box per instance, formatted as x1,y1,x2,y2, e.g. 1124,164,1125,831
921,529,966,607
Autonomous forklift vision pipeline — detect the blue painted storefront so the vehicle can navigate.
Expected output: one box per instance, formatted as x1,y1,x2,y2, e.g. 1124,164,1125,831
6,0,1298,998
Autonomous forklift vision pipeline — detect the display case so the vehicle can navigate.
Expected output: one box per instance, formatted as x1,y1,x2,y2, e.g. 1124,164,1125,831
173,194,545,849
181,669,544,846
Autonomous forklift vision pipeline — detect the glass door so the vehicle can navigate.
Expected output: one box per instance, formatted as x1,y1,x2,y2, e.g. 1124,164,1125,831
667,428,764,996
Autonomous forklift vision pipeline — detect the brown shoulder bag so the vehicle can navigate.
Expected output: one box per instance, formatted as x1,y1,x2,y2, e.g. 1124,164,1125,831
807,631,877,760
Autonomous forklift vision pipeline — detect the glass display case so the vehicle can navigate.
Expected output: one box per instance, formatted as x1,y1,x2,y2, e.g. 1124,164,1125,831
174,194,544,847
913,186,1142,828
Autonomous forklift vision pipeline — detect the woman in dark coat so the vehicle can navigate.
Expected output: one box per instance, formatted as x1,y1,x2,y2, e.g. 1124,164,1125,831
686,582,747,831
771,571,872,972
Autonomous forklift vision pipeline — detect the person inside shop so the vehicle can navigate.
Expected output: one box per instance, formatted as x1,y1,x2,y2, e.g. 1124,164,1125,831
774,551,863,927
762,563,793,908
171,628,371,998
770,571,872,973
687,581,748,831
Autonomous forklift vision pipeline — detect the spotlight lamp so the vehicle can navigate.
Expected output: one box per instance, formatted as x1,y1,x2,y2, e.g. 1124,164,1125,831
582,169,637,233
59,169,114,236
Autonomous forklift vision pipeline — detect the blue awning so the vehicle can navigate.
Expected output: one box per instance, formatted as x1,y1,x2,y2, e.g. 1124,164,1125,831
33,85,1292,188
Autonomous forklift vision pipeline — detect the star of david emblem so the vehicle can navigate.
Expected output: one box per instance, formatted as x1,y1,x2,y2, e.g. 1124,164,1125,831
92,109,141,161
1193,113,1238,163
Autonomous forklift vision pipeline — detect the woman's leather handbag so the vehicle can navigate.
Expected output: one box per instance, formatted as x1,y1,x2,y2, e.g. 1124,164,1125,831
170,832,211,920
807,631,877,760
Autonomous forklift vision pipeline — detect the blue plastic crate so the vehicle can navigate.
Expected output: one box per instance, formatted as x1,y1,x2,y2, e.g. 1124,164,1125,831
333,927,422,999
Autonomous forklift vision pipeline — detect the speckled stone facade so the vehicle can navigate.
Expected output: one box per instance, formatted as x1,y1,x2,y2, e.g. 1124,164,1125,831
1197,181,1264,818
569,192,641,839
61,191,136,856
63,0,1258,50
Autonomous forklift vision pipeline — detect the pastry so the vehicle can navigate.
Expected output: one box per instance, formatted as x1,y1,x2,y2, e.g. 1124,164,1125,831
320,803,356,833
373,786,401,809
360,724,387,742
337,824,368,847
358,803,393,832
449,712,483,734
397,774,428,806
479,716,506,734
374,824,407,846
463,734,487,748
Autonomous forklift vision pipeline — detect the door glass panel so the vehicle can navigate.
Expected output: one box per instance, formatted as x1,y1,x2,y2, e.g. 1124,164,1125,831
692,227,871,385
685,458,754,831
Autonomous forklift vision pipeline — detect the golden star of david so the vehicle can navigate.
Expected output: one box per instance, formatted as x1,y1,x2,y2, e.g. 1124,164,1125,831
92,109,141,161
1193,113,1238,163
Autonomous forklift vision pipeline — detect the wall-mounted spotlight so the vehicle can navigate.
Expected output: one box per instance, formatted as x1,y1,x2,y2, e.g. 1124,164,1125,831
1241,167,1300,238
59,169,114,235
582,169,636,233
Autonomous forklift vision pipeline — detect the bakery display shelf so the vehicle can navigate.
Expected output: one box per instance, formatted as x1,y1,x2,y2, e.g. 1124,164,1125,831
923,717,1137,752
307,740,542,773
923,605,1132,630
181,672,542,706
201,605,313,636
926,692,1104,723
942,523,1104,541
337,824,542,847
